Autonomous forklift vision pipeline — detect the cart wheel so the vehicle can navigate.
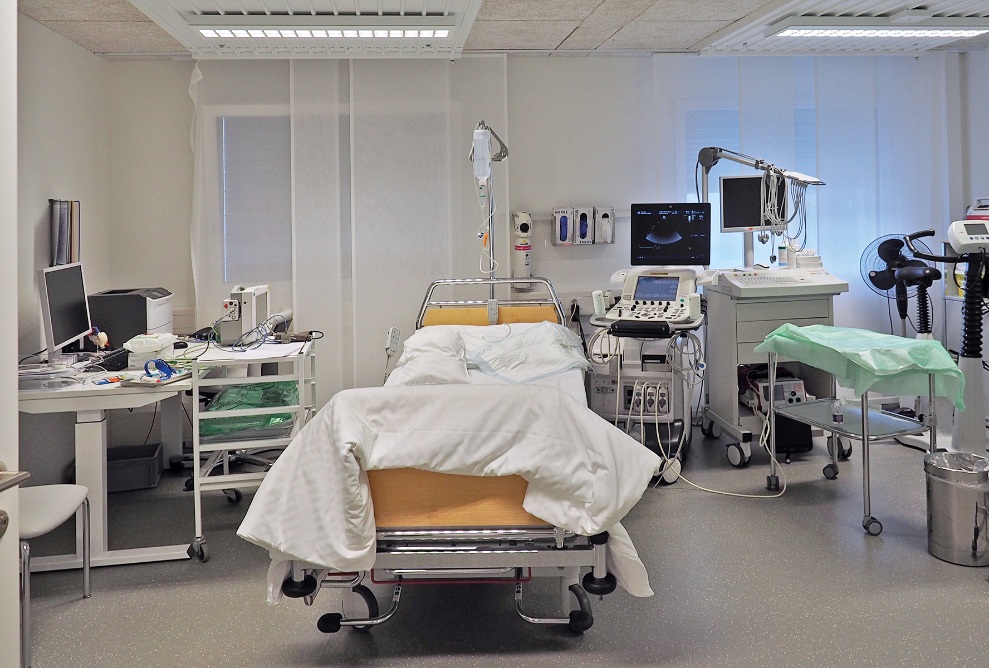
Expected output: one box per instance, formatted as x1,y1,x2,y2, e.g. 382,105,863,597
823,463,839,480
726,443,748,468
840,439,853,460
188,538,209,562
223,489,243,504
863,516,883,536
657,458,682,485
183,477,194,492
827,436,853,461
702,420,723,439
348,584,380,633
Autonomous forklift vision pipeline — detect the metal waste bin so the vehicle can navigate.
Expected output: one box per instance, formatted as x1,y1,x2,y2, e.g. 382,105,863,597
924,452,989,567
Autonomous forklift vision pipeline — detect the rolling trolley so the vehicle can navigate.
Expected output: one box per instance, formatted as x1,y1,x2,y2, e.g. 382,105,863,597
756,324,964,535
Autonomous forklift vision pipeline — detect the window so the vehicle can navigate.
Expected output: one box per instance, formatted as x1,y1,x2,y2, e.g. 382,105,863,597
219,115,292,283
682,108,818,267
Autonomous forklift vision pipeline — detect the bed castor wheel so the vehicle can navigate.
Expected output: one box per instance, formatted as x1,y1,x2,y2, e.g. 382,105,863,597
863,516,883,536
317,613,343,634
581,571,616,596
349,584,379,633
568,610,593,634
823,463,839,480
223,489,242,504
281,574,318,598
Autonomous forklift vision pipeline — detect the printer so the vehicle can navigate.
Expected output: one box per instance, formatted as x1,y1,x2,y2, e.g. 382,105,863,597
87,288,174,349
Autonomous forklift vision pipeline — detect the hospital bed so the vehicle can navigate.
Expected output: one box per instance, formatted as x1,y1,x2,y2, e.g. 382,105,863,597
238,277,661,635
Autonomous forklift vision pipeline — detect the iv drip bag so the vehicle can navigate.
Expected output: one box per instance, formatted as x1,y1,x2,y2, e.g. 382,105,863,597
473,128,492,183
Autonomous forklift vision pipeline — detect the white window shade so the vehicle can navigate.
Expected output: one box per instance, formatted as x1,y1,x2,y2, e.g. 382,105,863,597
219,115,292,283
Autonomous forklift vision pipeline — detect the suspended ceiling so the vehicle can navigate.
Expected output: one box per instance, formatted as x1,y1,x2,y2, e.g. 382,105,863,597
16,0,989,59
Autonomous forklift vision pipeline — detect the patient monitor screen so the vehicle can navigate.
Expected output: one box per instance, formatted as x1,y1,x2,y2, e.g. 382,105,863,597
720,175,786,233
630,203,711,266
633,276,680,302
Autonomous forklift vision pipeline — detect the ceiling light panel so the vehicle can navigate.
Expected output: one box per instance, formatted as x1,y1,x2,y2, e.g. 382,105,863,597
696,0,989,55
128,0,481,59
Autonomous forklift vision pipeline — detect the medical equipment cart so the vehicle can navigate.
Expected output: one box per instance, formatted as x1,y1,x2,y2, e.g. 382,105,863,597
701,270,848,466
187,340,315,561
758,325,963,536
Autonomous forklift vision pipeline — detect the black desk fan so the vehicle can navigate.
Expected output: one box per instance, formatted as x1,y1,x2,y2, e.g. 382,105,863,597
860,235,941,338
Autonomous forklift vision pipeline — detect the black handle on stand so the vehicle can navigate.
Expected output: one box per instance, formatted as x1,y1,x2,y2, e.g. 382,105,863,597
905,230,987,359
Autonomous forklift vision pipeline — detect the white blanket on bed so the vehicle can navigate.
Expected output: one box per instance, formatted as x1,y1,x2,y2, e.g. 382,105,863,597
238,384,661,597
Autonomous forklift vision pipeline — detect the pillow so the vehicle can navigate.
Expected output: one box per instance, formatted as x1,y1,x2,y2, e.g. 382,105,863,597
468,322,589,383
385,329,471,386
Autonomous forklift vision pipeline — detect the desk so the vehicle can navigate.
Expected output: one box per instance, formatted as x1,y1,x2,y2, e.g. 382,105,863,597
18,376,192,571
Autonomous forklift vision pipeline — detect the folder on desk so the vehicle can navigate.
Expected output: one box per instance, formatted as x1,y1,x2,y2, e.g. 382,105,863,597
49,198,80,266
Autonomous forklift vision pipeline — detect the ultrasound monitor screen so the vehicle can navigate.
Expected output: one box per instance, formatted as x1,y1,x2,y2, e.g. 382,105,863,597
720,175,786,233
633,276,680,302
630,203,711,266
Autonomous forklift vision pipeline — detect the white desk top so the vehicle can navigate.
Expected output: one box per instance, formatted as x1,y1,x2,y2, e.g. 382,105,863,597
18,372,191,414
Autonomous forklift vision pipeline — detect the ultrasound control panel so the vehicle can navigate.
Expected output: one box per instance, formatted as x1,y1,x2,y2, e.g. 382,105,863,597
604,268,699,323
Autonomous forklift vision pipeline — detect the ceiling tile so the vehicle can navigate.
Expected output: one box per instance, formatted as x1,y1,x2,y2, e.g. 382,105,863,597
465,20,580,50
476,0,603,22
40,20,186,55
580,0,660,29
19,0,148,22
558,25,622,50
636,0,772,23
603,20,731,50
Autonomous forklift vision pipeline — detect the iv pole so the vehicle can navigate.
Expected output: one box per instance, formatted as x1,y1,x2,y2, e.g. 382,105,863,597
697,147,824,268
469,120,509,298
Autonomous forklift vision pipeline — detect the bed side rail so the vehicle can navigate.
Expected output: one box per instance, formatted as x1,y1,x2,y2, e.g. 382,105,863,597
415,277,566,329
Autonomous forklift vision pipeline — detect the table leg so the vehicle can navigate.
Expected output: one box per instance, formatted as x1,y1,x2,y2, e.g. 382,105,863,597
30,406,190,572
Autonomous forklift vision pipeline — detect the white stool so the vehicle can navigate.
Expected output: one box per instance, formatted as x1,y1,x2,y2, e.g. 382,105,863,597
19,484,90,668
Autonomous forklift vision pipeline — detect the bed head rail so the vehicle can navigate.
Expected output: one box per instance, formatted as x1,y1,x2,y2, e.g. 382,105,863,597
416,277,566,328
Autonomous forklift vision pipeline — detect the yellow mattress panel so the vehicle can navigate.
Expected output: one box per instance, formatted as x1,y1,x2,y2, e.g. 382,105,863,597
367,469,549,529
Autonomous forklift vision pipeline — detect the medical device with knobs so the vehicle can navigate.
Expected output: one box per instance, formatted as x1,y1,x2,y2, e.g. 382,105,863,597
906,226,983,454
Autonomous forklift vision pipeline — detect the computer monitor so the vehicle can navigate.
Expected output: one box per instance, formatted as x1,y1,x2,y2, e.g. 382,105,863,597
39,262,92,361
630,203,711,266
720,175,787,233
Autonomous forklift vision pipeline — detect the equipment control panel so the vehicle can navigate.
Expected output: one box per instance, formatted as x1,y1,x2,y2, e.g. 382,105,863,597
715,267,848,298
947,219,989,255
604,268,701,324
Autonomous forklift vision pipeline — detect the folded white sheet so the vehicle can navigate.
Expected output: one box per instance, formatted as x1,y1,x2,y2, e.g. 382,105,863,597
238,383,661,597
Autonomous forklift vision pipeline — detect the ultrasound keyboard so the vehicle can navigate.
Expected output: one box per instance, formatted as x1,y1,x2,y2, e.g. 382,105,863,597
603,299,689,322
734,275,799,285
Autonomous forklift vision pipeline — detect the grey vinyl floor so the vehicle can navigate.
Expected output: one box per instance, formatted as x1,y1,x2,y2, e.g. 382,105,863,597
25,430,989,668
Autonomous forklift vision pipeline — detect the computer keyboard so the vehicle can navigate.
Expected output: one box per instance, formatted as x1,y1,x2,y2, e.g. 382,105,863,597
735,275,800,285
84,347,129,372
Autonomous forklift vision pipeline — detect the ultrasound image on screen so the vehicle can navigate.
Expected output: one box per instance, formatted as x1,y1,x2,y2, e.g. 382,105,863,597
630,203,711,266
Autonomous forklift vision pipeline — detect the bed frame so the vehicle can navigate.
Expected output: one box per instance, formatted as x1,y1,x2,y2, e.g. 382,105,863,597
280,277,617,635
